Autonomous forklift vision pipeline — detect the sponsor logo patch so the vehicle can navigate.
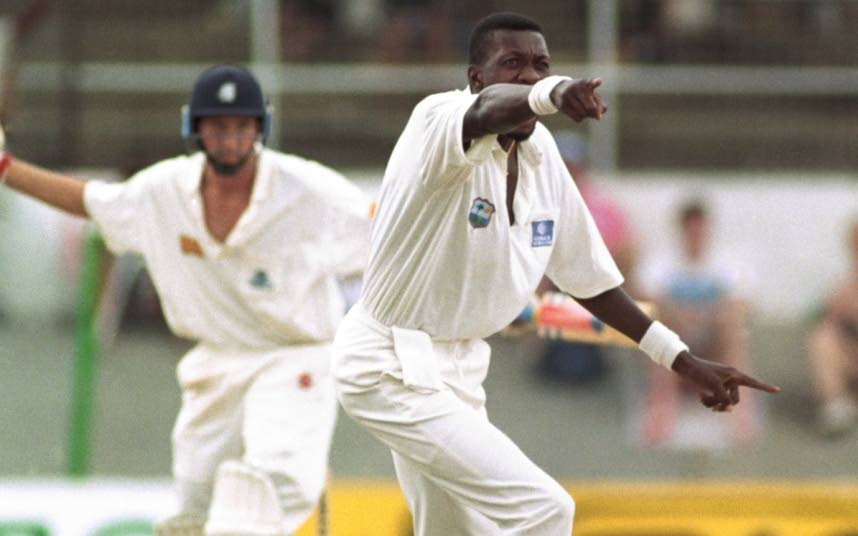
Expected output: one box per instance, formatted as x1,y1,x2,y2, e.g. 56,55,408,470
531,220,554,247
179,234,204,257
468,197,495,228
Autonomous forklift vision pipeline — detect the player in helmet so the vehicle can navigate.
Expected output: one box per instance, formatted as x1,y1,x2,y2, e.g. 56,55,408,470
182,64,272,176
0,64,372,535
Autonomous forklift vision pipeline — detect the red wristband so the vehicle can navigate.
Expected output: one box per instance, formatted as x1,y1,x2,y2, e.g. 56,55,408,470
0,152,11,180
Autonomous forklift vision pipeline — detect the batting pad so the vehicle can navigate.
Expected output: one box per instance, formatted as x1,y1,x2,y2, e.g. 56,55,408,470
205,460,288,536
155,512,206,536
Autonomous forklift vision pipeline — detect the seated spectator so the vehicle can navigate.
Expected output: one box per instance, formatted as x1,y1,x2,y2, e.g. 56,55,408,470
806,216,858,438
634,199,759,452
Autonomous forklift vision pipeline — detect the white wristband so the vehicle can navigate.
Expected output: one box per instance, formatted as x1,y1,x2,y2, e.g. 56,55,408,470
527,75,572,115
639,321,688,369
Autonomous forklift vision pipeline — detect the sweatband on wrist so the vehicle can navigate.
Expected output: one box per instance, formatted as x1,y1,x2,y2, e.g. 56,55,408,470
0,153,11,186
527,75,572,115
639,321,688,369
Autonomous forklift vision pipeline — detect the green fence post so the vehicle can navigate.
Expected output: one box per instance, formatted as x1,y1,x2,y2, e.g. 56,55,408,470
67,226,105,477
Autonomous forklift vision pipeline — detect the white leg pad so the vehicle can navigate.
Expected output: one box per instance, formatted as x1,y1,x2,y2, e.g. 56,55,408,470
154,513,206,536
205,460,288,536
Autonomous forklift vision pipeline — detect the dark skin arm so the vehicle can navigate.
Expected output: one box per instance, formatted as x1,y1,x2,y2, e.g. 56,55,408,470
462,78,605,146
576,287,780,411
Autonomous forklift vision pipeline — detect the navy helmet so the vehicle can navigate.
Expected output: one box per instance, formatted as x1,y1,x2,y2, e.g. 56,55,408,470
181,64,272,143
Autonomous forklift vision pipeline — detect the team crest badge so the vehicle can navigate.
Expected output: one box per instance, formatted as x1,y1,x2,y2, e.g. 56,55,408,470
249,269,273,290
531,220,554,247
217,81,237,103
468,197,495,228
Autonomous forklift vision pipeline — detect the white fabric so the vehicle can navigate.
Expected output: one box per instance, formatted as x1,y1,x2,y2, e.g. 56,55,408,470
360,88,623,340
155,513,205,536
84,148,372,349
527,76,571,115
334,304,574,535
172,342,337,534
639,320,687,369
391,326,444,392
206,460,288,536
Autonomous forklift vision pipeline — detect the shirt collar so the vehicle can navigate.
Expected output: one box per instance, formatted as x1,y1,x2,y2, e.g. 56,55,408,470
179,147,272,203
179,152,206,196
463,86,544,168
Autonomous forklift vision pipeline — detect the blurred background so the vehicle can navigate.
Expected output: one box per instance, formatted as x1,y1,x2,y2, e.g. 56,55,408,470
1,1,857,535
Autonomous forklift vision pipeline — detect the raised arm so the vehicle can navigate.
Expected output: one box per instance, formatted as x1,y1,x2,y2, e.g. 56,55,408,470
576,286,780,411
0,123,88,217
4,158,88,217
462,78,606,145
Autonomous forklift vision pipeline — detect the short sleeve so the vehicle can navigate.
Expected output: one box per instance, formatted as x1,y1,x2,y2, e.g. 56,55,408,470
545,170,624,298
417,91,497,187
83,178,147,255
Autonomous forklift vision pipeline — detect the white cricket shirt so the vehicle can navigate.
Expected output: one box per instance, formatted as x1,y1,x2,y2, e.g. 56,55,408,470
361,89,623,340
84,149,372,349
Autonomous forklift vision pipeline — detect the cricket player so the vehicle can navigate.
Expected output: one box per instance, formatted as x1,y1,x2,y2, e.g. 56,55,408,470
0,65,371,535
332,12,780,535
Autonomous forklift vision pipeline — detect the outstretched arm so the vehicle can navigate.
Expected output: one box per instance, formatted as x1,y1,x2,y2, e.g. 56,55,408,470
0,124,88,217
576,286,780,411
4,158,88,217
462,78,606,145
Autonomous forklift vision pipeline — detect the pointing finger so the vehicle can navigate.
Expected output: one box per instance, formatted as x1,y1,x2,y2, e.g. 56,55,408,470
574,93,601,120
593,94,606,119
733,374,781,394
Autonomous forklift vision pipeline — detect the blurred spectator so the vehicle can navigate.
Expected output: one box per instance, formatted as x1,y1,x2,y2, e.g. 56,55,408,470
535,132,638,382
280,0,338,62
377,0,455,62
634,199,759,451
805,216,858,438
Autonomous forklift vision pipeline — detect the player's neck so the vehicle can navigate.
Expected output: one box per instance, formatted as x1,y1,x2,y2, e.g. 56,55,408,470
203,159,257,196
497,135,516,153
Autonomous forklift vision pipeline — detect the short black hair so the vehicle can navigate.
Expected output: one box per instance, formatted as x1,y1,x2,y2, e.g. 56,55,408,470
468,12,543,66
679,199,709,224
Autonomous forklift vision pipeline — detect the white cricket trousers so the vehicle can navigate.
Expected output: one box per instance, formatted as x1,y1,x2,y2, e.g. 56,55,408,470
333,303,575,535
171,342,337,533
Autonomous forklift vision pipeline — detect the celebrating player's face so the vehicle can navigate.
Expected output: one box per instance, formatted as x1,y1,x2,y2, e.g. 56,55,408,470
475,30,551,140
198,115,259,176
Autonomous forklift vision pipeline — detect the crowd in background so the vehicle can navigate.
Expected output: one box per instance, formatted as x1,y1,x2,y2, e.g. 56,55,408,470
529,133,858,446
277,0,858,64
